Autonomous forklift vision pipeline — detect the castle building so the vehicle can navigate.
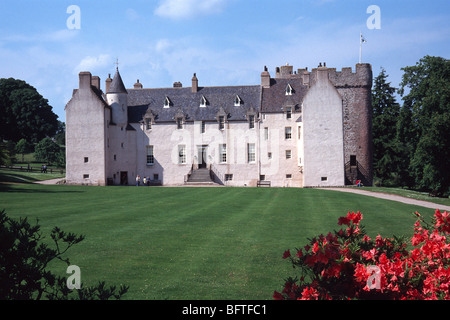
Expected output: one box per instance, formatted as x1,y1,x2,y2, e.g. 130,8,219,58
65,62,373,187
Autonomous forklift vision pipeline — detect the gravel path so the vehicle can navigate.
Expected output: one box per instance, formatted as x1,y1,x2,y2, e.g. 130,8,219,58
324,187,450,212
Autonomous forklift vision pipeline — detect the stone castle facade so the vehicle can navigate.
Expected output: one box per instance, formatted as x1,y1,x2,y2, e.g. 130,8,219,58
65,62,373,187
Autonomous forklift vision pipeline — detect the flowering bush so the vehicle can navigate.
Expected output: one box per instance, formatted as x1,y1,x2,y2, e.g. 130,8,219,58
274,209,450,300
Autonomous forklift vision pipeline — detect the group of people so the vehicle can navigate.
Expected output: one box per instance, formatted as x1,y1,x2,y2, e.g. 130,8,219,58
135,175,152,186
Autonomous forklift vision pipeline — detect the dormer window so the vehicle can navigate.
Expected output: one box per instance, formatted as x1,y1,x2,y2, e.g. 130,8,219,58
285,84,294,96
234,95,242,107
200,96,208,108
164,97,172,108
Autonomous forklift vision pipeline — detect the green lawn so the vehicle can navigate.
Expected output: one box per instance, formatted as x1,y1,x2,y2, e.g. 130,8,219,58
0,168,65,184
0,183,439,300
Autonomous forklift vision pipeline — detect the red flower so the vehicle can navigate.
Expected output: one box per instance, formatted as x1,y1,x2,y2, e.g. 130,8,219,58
273,291,284,300
283,249,291,259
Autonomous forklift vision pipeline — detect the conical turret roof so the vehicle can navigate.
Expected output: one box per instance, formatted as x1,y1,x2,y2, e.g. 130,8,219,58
108,68,127,94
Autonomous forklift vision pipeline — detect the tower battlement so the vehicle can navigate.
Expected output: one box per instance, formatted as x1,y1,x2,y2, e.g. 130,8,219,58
270,63,372,88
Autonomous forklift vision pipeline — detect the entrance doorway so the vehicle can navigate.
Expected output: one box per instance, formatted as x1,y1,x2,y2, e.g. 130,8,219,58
197,145,208,169
120,171,128,185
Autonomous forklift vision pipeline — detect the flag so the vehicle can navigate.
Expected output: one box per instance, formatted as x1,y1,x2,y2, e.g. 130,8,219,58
361,34,367,43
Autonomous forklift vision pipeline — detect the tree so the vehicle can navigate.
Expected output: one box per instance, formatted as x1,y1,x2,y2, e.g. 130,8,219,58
15,138,34,162
0,209,129,300
371,68,402,186
0,78,59,144
399,56,450,196
34,137,62,165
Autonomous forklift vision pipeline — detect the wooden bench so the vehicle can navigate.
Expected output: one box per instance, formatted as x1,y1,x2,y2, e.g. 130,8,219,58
257,180,271,187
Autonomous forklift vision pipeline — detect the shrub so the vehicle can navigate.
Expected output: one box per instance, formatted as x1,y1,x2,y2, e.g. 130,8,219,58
0,209,128,300
274,209,450,300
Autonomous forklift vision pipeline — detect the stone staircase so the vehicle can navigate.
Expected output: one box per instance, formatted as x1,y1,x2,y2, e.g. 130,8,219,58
186,168,214,185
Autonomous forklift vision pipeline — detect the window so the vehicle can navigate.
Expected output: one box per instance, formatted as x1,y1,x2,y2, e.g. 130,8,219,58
219,144,227,163
286,107,292,119
249,114,255,129
286,174,292,179
146,146,154,165
218,116,225,130
260,175,266,181
83,174,89,179
298,126,302,139
164,97,171,108
178,145,186,164
177,118,183,130
285,127,292,140
321,177,328,181
286,150,292,159
145,118,152,130
264,127,269,140
286,84,293,95
268,152,272,160
84,157,88,163
153,174,159,181
114,154,117,161
201,121,206,134
248,143,255,163
225,174,233,181
234,95,242,107
350,155,357,166
200,96,207,107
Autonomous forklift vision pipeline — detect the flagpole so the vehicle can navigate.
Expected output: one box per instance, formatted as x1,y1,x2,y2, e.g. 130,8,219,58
359,32,362,64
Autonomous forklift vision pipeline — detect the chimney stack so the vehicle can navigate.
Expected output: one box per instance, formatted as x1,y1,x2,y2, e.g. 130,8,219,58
105,74,112,93
79,72,92,90
91,76,101,91
192,73,198,93
261,66,271,88
134,79,143,89
173,81,182,88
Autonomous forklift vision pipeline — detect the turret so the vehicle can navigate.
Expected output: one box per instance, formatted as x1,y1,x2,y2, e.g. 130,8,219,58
106,68,128,126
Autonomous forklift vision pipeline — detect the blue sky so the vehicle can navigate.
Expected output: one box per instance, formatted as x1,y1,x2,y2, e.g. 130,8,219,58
0,0,449,122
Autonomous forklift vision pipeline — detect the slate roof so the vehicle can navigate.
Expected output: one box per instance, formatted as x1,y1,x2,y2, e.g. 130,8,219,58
261,78,308,113
108,70,128,94
127,85,262,123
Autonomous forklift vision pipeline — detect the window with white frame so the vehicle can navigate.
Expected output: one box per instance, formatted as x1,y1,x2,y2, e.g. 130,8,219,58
219,144,227,163
145,118,152,130
225,174,233,181
177,118,183,130
234,95,242,107
201,121,206,134
286,84,293,95
218,116,225,130
249,114,255,129
285,127,292,140
286,107,292,119
286,150,292,159
264,127,269,140
178,145,186,164
248,143,256,163
200,96,207,108
146,146,154,165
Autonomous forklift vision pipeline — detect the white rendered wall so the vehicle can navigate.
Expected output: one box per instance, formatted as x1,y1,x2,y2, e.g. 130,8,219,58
302,69,345,187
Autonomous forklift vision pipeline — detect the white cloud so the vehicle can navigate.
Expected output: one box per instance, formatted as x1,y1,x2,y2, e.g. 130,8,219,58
154,0,227,20
74,54,112,74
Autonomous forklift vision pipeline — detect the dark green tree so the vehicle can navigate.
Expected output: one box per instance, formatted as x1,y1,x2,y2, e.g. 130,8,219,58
371,68,402,186
0,209,129,300
34,137,61,165
0,78,59,144
15,138,34,162
399,56,450,196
